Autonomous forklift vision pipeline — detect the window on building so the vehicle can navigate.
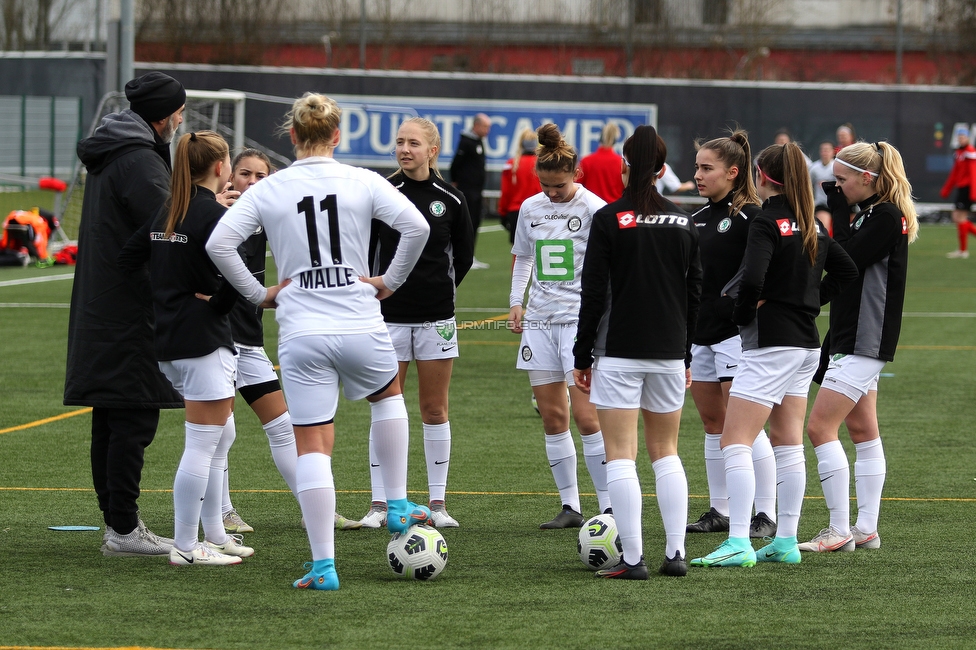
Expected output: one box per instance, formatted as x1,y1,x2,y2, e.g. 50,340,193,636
635,0,663,25
703,0,728,25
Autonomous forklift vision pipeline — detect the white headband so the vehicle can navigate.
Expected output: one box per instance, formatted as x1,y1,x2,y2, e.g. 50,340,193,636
836,157,879,177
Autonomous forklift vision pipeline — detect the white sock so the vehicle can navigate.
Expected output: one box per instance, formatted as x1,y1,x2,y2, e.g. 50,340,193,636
652,455,688,559
752,430,776,520
815,440,851,535
545,430,580,513
723,444,754,539
424,422,451,503
854,438,886,534
296,452,335,561
173,422,222,551
704,433,728,514
773,445,806,539
606,459,642,565
263,411,298,497
581,431,611,512
371,395,409,502
202,414,236,545
367,425,387,504
221,463,232,517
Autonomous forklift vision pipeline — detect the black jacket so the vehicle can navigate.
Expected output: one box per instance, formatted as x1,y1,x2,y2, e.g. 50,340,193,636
449,131,486,192
64,109,183,409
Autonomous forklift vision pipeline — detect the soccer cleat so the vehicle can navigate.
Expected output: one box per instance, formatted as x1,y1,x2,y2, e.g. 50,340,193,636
756,537,802,564
540,505,585,529
596,556,649,580
335,513,362,530
686,507,730,533
749,512,778,538
386,501,433,535
690,537,757,567
429,503,459,528
293,559,340,591
797,526,855,552
169,543,242,566
222,509,254,534
946,250,970,259
659,552,688,577
852,525,881,549
205,534,255,558
101,523,173,557
359,504,388,528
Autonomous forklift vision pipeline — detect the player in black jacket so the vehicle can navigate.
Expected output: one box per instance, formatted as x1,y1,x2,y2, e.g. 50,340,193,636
573,125,702,579
685,130,777,539
800,142,918,554
691,142,857,569
119,131,253,566
361,118,474,529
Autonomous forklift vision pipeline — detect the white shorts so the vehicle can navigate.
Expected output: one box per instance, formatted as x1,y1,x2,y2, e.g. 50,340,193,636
820,353,885,401
517,321,574,376
729,346,820,409
691,336,743,383
388,319,459,362
528,369,575,387
278,331,398,426
590,356,686,413
235,345,279,388
159,347,237,402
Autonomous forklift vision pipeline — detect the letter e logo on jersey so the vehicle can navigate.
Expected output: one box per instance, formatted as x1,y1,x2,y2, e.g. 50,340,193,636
776,219,793,236
617,211,636,229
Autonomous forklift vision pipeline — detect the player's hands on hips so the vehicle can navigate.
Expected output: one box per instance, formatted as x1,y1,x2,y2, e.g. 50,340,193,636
359,275,393,300
573,368,591,394
261,278,291,309
216,182,241,207
508,305,523,333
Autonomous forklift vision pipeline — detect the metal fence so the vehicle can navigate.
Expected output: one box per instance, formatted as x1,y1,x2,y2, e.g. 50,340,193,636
0,95,84,180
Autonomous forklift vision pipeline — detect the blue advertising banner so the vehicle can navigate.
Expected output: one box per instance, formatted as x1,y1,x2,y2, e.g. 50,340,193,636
329,94,657,171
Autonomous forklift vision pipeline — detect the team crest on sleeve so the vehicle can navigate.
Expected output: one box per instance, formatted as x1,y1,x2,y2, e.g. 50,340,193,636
718,218,732,233
521,345,533,361
854,215,865,230
567,216,582,232
429,201,447,217
616,211,636,229
776,219,794,236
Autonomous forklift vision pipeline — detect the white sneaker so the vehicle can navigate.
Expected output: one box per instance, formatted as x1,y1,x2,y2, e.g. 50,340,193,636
470,258,490,270
205,534,255,557
947,250,970,258
222,508,254,533
359,505,387,528
852,525,881,549
101,524,173,557
169,542,243,566
797,526,855,552
429,504,459,528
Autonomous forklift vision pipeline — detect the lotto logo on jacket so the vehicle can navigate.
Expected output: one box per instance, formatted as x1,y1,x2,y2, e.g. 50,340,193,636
617,211,636,229
776,219,798,236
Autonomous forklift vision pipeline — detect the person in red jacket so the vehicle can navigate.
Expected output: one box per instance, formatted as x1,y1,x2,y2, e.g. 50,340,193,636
499,128,541,243
942,126,976,258
579,122,625,203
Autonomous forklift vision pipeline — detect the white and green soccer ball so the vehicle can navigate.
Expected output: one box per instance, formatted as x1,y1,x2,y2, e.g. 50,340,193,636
577,513,622,570
387,524,448,580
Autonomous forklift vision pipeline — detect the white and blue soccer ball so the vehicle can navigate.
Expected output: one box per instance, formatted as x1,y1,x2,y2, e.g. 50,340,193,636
387,524,448,580
577,513,622,570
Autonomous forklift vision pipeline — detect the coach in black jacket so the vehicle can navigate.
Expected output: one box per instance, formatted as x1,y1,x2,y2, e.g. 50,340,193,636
64,72,185,555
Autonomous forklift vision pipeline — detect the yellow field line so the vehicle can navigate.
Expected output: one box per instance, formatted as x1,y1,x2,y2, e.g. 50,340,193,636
0,408,91,435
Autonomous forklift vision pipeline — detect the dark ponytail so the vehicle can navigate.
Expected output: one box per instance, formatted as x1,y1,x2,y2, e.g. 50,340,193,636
622,125,667,217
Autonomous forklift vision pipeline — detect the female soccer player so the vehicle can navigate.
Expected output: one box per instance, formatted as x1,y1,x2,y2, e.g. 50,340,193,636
573,125,701,579
690,142,857,568
809,141,837,236
499,128,541,243
578,122,624,203
800,141,918,553
206,93,430,590
941,126,976,258
685,130,777,540
508,123,610,529
358,117,473,529
118,131,254,566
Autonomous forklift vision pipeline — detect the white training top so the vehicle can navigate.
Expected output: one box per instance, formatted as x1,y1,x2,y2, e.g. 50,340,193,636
207,156,429,342
509,185,605,324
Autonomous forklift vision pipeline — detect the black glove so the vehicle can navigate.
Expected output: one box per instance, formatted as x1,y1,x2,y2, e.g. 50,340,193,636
823,181,849,215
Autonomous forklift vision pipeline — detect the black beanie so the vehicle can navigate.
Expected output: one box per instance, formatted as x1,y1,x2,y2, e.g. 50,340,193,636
125,72,186,123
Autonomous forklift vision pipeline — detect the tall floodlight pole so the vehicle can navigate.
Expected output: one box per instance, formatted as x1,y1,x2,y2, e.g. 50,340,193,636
360,0,367,69
895,0,904,84
120,0,135,86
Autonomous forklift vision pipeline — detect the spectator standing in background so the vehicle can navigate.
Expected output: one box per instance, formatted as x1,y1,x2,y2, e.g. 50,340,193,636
835,123,856,154
579,122,625,203
451,113,491,269
809,141,836,236
942,126,976,259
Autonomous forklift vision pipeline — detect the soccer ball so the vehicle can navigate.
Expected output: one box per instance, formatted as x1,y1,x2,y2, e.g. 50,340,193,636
387,524,448,580
577,513,622,570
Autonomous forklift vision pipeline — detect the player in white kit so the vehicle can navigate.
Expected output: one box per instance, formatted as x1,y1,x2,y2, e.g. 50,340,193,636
206,93,430,590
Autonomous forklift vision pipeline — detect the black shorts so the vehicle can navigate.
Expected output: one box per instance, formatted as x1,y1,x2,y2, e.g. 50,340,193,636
954,186,973,211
